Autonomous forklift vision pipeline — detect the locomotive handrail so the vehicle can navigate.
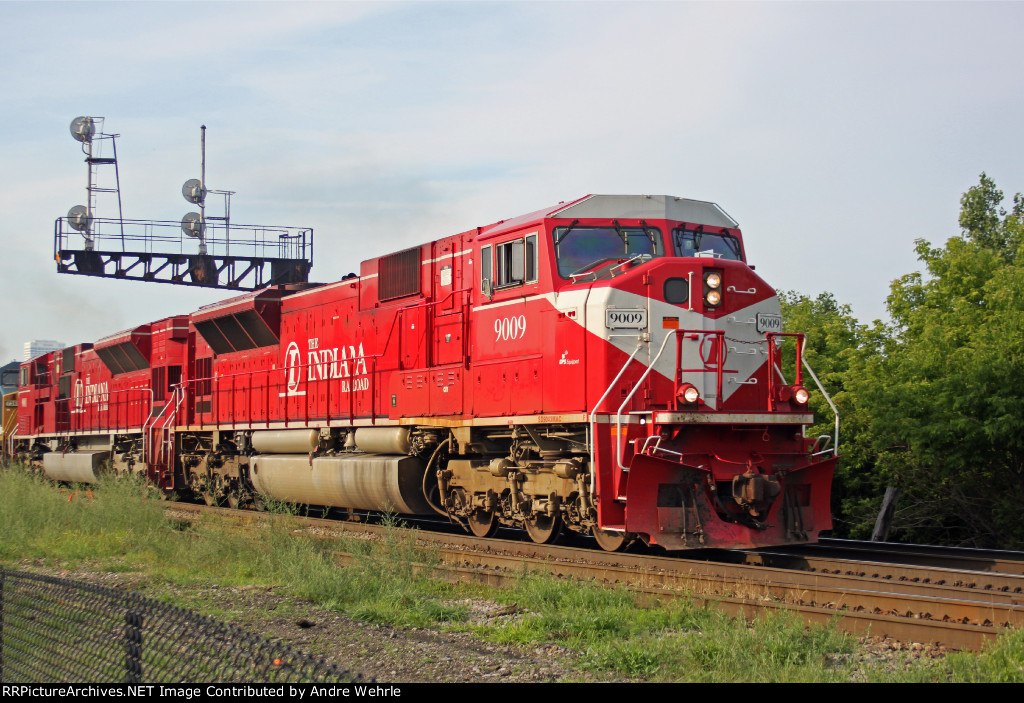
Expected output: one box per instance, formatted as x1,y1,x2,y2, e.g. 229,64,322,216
50,386,153,438
3,410,18,457
186,288,474,430
801,356,840,457
588,342,645,496
614,328,727,474
185,351,389,430
675,329,725,409
394,286,472,370
142,385,182,464
766,332,840,457
81,290,473,437
614,330,678,474
766,332,805,408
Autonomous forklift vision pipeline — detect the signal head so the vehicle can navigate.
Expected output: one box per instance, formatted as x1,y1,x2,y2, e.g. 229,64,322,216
67,205,92,232
182,178,207,205
70,116,95,143
181,212,205,238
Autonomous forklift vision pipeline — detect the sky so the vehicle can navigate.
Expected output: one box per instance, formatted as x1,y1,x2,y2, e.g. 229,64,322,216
1,1,1022,364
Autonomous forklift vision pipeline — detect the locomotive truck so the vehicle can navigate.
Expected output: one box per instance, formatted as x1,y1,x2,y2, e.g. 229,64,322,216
13,194,837,551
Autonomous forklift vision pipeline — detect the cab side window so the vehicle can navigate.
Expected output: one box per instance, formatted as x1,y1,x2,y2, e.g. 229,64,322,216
480,245,492,297
495,239,524,288
525,234,538,283
481,234,539,298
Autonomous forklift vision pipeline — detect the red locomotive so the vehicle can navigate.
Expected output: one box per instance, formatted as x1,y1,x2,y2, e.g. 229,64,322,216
14,195,837,550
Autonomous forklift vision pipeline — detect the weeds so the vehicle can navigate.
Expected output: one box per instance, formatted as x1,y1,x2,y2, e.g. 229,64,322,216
2,463,1020,682
0,466,167,565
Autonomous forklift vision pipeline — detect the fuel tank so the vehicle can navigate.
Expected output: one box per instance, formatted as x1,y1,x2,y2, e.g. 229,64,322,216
42,450,110,484
249,453,432,514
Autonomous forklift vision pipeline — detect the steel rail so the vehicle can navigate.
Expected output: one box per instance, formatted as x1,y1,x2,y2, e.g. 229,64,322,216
171,503,1024,649
782,538,1024,576
730,549,1024,594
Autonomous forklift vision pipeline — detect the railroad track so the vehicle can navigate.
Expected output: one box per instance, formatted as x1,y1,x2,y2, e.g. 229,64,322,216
770,538,1024,577
169,502,1024,651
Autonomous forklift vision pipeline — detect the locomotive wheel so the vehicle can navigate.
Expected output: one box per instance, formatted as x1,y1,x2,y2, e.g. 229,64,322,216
202,491,217,507
227,491,241,509
524,513,562,544
467,509,498,539
592,526,633,552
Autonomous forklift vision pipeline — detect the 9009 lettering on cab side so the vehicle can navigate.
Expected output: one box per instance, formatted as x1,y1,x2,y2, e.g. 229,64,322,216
12,195,838,551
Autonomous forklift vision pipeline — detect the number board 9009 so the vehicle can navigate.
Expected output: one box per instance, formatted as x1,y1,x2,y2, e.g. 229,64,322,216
756,312,783,333
605,309,647,329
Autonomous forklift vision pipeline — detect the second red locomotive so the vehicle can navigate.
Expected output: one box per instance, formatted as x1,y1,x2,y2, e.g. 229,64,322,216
14,194,838,550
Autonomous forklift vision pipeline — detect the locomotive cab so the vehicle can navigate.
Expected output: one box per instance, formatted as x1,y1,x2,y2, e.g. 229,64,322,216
542,209,832,549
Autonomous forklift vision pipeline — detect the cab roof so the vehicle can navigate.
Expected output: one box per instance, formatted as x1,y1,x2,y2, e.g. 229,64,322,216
477,194,737,239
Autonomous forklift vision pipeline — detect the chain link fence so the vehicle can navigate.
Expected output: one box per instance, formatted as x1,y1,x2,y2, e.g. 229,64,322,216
0,568,361,683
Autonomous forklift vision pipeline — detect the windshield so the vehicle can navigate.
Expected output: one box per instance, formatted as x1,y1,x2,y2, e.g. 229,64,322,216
552,225,663,279
673,228,743,261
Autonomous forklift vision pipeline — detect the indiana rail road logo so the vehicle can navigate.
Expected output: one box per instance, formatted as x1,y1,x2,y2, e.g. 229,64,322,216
283,338,369,397
71,377,109,413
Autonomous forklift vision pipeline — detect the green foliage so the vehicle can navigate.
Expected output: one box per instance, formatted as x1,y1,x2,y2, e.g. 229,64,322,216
462,572,856,681
858,174,1024,546
778,291,885,537
782,174,1024,547
957,173,1024,260
647,610,853,683
298,515,467,628
945,628,1024,682
476,572,708,650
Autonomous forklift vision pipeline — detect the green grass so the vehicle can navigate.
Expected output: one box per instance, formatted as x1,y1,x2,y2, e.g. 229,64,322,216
454,571,855,681
2,463,1022,682
0,467,169,565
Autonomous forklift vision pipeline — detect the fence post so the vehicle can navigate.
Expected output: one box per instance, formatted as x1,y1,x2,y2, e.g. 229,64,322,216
125,591,143,683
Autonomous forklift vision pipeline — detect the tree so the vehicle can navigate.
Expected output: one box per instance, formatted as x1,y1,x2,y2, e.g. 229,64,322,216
851,174,1024,546
779,291,886,538
782,174,1024,547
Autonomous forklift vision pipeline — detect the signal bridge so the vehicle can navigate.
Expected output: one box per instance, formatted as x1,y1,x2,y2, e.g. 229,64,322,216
57,117,314,291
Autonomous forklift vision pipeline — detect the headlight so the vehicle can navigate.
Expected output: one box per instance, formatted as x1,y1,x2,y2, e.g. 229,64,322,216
793,386,810,405
677,383,700,404
703,270,723,307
